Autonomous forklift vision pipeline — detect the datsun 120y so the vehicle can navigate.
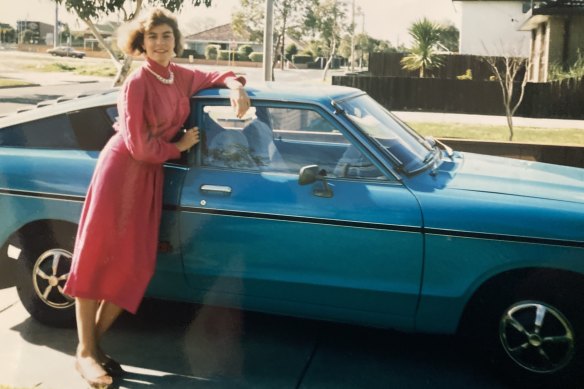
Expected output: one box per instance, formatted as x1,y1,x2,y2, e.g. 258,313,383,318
0,84,582,386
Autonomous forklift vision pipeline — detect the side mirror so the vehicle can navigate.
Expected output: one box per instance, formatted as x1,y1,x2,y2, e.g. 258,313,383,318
298,165,333,198
298,165,319,185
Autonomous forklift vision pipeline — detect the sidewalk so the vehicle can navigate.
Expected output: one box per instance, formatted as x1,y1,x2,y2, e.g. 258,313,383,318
395,111,584,130
1,70,584,130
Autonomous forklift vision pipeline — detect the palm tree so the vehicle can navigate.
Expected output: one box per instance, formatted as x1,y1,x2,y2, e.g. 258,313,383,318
401,18,444,78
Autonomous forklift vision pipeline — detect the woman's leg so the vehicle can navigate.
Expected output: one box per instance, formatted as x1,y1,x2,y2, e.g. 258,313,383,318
95,301,124,361
75,297,113,385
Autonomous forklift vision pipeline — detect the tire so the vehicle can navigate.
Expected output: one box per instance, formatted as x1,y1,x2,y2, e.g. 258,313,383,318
15,226,76,327
463,273,584,388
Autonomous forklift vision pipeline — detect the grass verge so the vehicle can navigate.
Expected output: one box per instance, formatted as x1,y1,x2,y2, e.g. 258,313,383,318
24,61,142,78
26,61,120,77
409,122,584,146
0,78,37,88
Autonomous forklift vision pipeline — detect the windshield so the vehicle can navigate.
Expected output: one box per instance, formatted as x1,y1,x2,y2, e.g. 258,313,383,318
338,94,432,173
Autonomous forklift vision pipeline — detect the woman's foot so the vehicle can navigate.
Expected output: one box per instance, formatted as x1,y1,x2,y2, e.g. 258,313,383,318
97,347,125,377
75,354,113,388
101,356,125,377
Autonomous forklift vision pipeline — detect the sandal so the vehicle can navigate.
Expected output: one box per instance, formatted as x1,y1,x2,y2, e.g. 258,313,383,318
75,358,113,389
102,357,125,377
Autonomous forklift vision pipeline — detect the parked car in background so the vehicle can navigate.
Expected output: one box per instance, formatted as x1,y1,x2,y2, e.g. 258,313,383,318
46,46,85,58
0,85,583,387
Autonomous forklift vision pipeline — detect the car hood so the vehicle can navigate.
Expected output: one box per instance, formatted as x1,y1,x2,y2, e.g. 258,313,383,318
447,153,584,204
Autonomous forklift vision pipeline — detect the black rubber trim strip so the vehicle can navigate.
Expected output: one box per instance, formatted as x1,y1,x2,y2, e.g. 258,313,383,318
169,205,584,248
425,227,584,248
0,188,85,203
172,205,421,233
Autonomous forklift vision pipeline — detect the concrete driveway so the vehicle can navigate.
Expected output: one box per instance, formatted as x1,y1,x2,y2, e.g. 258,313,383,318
0,281,510,388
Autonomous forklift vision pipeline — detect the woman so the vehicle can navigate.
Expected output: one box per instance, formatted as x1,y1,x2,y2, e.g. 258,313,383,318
63,8,250,388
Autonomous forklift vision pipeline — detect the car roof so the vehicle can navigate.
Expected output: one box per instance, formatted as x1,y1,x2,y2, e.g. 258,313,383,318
0,83,363,128
196,83,363,106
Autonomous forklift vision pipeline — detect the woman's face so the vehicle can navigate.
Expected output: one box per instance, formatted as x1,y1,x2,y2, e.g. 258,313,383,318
143,23,175,66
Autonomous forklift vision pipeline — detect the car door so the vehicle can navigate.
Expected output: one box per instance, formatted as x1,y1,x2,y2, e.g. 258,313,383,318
179,100,424,330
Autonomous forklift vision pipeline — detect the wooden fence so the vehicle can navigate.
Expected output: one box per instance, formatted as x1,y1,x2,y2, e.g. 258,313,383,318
348,52,584,119
332,75,584,119
368,52,523,81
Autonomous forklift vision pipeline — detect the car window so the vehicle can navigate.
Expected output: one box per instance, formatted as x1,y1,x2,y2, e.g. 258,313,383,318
0,106,115,151
201,104,388,181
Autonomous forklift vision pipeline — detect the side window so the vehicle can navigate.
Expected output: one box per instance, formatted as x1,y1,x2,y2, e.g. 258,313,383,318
0,106,115,151
68,106,116,150
201,104,387,180
0,115,77,148
201,105,259,170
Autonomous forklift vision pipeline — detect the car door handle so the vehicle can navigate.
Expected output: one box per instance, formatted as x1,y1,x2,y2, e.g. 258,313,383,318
200,185,232,195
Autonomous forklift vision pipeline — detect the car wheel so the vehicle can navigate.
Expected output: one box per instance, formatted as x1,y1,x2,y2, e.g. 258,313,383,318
465,274,584,388
15,230,76,327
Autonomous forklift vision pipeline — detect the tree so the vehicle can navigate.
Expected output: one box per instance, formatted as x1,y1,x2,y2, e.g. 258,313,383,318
54,0,213,86
484,55,530,141
400,18,444,78
0,23,15,44
438,23,459,53
303,0,347,81
233,0,307,80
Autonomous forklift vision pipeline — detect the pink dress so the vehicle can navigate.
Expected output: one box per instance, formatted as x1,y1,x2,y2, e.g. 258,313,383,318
64,58,245,313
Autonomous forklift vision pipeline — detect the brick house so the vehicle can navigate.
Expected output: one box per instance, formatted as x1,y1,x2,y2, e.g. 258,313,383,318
519,0,584,82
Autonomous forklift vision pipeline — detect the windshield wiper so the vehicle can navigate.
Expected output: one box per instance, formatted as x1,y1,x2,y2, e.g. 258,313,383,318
434,137,454,158
425,136,454,160
423,149,436,164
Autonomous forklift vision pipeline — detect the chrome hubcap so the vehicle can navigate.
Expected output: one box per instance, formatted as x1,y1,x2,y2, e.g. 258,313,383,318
32,249,74,309
499,301,574,374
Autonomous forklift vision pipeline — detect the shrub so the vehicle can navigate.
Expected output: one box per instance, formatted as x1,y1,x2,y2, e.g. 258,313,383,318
285,43,298,61
205,45,220,60
457,69,473,80
237,45,254,61
249,52,263,62
218,50,239,61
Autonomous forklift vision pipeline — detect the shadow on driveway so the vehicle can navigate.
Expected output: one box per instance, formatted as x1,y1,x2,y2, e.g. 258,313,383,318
3,294,515,388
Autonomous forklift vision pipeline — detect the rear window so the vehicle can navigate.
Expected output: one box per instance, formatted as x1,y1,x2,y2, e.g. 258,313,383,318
0,106,115,151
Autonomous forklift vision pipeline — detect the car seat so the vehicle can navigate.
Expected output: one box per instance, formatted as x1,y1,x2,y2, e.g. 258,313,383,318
206,129,257,169
242,107,288,171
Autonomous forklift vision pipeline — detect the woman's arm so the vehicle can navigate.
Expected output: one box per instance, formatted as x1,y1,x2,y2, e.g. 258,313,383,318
189,69,251,117
225,77,250,119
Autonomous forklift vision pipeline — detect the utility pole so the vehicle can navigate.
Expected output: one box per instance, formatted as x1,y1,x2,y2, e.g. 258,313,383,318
350,0,355,72
263,0,274,81
54,4,58,48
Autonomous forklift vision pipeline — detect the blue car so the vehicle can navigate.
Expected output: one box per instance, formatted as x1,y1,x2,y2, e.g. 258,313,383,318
0,85,583,386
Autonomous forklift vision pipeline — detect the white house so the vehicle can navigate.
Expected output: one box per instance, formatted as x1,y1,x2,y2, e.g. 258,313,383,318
453,0,532,57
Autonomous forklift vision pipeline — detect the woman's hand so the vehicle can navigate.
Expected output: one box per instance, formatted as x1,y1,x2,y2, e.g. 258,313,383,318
174,127,200,152
230,87,251,119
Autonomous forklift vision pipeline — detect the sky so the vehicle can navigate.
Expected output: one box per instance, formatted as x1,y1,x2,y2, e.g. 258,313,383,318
0,0,461,47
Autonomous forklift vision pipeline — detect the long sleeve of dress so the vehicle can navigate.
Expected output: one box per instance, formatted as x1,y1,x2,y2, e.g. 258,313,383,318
119,78,181,164
189,69,246,96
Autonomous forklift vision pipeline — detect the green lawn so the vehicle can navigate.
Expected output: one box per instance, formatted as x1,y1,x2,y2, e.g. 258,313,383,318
0,78,36,88
25,61,123,77
408,122,584,146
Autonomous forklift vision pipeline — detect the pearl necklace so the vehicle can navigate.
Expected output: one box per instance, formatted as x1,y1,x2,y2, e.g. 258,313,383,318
145,66,174,85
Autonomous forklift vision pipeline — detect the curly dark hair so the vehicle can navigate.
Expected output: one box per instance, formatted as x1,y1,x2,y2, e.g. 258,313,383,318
118,7,184,57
